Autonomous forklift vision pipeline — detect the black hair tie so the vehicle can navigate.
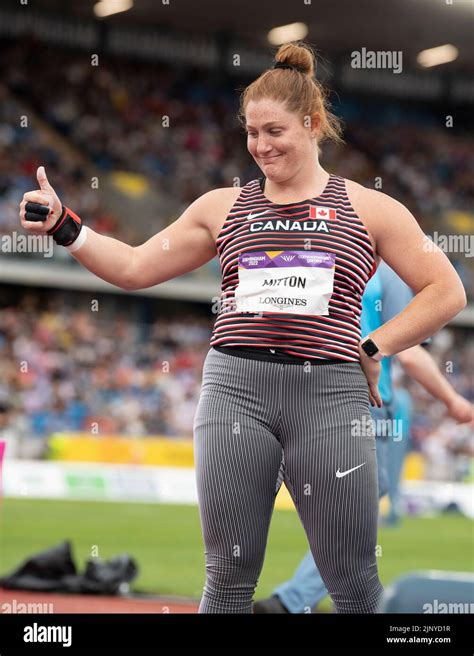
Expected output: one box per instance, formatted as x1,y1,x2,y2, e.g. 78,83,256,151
273,61,306,74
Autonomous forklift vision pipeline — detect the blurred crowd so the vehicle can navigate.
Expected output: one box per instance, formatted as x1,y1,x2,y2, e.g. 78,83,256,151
0,37,247,213
0,296,472,483
0,38,473,297
0,295,211,459
3,38,474,214
403,330,474,482
0,85,138,251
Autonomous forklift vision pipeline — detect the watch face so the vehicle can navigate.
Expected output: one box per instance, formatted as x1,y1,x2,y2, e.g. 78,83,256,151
362,339,378,356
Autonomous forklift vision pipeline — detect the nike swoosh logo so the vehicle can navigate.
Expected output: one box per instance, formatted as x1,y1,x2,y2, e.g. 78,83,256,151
336,463,366,478
247,210,269,221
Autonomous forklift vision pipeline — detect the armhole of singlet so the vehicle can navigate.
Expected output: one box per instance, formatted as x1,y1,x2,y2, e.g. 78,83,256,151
338,175,379,277
215,181,259,252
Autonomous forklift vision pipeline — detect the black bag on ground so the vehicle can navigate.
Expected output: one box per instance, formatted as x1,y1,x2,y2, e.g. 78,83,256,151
0,540,138,595
80,554,138,595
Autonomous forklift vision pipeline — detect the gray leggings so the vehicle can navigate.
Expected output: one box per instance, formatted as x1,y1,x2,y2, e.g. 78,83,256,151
193,347,384,613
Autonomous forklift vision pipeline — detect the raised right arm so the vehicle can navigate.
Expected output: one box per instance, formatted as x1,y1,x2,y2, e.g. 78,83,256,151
20,167,239,291
70,189,222,291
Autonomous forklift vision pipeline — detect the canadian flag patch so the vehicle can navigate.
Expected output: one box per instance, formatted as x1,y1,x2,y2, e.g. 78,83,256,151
310,206,336,220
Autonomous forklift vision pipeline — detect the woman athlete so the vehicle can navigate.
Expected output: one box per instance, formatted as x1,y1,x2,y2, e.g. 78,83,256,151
19,42,466,613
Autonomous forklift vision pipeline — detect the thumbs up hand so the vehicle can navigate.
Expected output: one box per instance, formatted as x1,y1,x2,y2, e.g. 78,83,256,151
20,166,63,233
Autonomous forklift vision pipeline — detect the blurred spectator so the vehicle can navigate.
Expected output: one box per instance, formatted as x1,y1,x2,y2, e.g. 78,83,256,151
405,331,473,482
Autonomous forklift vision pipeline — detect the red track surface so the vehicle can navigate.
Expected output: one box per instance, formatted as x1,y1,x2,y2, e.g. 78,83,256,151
0,588,199,613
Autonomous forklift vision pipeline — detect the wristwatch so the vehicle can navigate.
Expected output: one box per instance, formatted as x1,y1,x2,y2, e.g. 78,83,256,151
360,338,383,361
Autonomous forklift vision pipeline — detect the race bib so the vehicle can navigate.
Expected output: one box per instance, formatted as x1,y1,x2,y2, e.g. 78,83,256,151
234,250,336,315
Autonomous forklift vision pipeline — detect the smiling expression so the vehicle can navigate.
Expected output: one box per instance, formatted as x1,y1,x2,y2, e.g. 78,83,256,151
245,99,320,181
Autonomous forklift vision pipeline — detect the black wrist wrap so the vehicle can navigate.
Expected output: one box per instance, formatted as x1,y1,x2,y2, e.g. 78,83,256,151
47,206,82,246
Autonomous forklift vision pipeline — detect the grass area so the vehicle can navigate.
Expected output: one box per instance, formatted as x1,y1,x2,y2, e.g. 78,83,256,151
1,498,472,611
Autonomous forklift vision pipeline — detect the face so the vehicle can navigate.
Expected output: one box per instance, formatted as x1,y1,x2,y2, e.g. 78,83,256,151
245,99,318,182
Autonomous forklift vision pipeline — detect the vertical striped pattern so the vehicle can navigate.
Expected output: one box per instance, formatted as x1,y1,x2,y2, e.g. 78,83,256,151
194,348,384,613
209,175,376,362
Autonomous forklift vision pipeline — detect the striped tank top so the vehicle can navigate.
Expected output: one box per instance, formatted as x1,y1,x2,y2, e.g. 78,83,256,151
209,174,377,363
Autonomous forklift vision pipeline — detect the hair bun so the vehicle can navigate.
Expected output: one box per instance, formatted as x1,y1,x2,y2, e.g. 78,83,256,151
238,40,343,149
274,42,315,77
